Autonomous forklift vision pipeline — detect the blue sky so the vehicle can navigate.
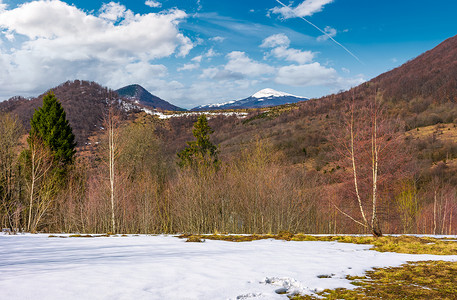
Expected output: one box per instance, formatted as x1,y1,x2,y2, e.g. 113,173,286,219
0,0,456,108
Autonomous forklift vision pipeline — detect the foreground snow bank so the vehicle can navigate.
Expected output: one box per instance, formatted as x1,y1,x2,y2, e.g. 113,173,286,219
0,234,456,299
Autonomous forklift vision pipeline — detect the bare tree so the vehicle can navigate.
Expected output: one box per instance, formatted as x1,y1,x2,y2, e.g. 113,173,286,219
24,136,54,232
0,113,22,231
102,106,122,233
333,92,405,236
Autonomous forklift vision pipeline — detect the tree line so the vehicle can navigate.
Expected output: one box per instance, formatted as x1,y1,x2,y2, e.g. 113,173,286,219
0,92,456,236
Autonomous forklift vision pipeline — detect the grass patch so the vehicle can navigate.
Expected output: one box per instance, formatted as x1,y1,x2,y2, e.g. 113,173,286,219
293,235,457,255
49,233,120,238
48,235,67,238
185,236,205,243
242,104,299,124
69,234,94,238
290,261,457,300
177,233,457,255
178,233,277,242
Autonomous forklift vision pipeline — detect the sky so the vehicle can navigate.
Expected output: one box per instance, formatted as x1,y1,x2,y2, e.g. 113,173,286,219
0,1,456,109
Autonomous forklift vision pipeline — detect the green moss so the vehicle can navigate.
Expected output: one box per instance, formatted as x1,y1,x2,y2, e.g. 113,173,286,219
290,261,457,300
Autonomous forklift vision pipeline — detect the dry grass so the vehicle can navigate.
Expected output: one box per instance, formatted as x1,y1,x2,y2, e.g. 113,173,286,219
406,123,457,143
185,235,205,242
49,233,118,238
290,261,457,300
177,233,457,255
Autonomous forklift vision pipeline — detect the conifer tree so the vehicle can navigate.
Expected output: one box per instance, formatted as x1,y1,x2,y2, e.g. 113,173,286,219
29,92,76,165
177,115,218,168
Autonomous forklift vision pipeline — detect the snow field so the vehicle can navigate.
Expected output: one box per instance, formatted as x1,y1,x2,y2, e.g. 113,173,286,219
0,234,456,299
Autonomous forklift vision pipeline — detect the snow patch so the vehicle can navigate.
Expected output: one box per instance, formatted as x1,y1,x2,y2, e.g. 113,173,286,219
262,277,320,296
0,235,456,299
235,292,263,299
143,109,248,119
196,100,237,109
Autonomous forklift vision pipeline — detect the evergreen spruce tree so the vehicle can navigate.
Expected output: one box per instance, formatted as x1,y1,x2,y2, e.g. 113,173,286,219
29,92,76,165
177,114,218,168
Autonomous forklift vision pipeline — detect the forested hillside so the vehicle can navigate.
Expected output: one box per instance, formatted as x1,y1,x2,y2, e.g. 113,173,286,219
1,35,457,236
0,80,139,145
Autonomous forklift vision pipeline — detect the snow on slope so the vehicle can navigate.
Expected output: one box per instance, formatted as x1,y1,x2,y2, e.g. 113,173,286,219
193,88,308,110
0,234,456,300
142,108,248,119
201,100,237,108
117,98,248,119
251,88,305,99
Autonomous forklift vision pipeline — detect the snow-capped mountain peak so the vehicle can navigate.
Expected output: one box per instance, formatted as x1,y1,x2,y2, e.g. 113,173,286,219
191,88,308,111
251,88,305,99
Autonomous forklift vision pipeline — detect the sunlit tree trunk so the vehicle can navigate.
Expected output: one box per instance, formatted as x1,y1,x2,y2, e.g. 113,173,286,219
333,91,404,237
25,137,53,232
0,114,22,231
106,107,118,234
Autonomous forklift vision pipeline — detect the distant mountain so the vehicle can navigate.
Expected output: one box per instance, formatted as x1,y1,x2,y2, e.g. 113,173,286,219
0,80,142,145
116,84,185,111
192,88,308,111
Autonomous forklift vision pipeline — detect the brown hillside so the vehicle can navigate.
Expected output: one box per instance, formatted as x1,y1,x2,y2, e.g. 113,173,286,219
0,80,132,145
2,35,457,158
371,34,457,102
163,35,457,169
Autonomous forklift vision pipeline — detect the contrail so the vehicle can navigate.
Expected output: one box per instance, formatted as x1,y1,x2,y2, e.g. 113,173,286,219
274,0,362,64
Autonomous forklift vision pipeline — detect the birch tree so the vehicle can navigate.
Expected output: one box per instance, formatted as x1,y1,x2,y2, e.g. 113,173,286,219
333,92,404,237
102,106,121,234
23,136,54,232
0,114,22,230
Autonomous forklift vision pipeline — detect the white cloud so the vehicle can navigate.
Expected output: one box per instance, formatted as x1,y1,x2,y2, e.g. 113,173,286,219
200,67,219,79
192,55,203,63
0,0,193,98
204,48,218,58
99,2,129,22
0,0,7,12
270,47,314,64
210,36,225,42
145,1,162,8
317,26,337,41
261,34,314,64
177,54,215,72
276,63,337,86
271,0,334,19
178,55,201,72
178,63,199,71
199,67,244,81
177,50,220,73
3,30,13,41
105,62,168,87
225,51,275,77
275,63,365,90
260,33,290,48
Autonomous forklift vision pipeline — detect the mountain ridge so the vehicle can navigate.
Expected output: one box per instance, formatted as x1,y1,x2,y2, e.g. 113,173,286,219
0,80,141,145
116,84,185,111
192,88,308,111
